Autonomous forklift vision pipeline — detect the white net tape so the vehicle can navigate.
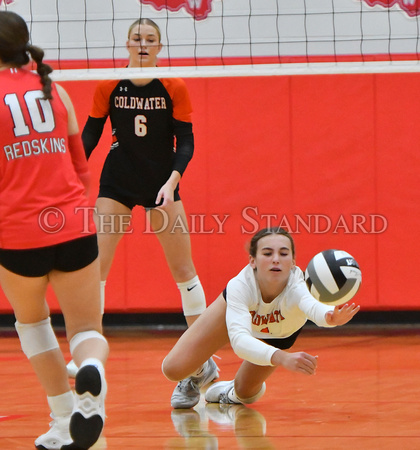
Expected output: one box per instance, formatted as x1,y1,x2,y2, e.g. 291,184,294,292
49,60,420,82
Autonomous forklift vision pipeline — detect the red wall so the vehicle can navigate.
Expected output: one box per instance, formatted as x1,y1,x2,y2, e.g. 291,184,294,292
1,73,419,313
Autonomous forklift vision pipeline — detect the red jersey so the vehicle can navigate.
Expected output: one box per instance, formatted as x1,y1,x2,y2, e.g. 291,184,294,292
0,68,95,249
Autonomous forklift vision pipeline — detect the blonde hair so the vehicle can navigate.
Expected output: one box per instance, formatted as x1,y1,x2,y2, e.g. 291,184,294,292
127,18,161,42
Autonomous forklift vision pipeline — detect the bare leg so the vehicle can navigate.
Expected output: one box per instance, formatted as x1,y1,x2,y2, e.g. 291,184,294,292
49,258,109,365
205,348,277,405
0,266,70,396
233,360,277,400
66,199,121,374
0,258,108,395
50,257,108,449
163,294,229,381
148,201,203,326
95,197,132,281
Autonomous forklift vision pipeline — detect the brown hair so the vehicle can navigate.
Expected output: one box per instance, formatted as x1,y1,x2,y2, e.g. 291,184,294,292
127,18,161,42
0,11,53,99
248,227,296,258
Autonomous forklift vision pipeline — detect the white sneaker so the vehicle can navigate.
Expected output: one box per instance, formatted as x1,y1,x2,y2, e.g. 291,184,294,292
35,413,72,449
62,363,107,450
67,360,78,379
171,357,220,409
194,357,219,389
171,378,201,409
205,380,239,404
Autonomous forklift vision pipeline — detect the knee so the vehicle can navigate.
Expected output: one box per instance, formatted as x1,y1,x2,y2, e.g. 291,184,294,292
69,330,108,355
162,356,180,381
66,320,103,342
162,354,194,382
173,266,196,283
15,317,59,359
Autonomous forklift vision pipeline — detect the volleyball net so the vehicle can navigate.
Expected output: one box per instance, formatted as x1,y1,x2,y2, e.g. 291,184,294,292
2,0,420,80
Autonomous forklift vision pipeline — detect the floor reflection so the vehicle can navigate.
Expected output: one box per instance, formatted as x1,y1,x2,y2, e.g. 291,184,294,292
168,401,276,449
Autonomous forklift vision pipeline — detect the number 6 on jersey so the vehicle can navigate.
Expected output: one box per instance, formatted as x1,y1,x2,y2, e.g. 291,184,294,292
135,114,147,137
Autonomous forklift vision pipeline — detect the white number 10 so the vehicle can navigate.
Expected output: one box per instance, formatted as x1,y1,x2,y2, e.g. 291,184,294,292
4,90,55,137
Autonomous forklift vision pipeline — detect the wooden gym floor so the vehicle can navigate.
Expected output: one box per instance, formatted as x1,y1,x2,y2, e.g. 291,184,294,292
0,324,419,449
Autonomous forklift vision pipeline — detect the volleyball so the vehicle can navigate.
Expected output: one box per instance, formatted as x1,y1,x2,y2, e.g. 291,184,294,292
305,249,362,306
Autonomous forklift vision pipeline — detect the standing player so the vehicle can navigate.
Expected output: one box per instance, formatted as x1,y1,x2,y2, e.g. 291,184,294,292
68,17,218,404
162,228,360,407
0,11,108,450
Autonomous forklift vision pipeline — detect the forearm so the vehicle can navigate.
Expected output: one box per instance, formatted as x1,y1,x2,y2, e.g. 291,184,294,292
270,349,288,367
166,170,181,188
68,133,90,192
229,331,277,366
81,116,107,159
172,119,194,175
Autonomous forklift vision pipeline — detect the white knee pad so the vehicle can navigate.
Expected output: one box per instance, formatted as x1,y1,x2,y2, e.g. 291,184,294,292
69,330,107,356
237,382,266,405
177,275,206,316
15,317,59,359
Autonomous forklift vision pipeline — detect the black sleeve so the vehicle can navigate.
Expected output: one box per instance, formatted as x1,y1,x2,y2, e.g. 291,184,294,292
81,116,107,159
172,119,194,176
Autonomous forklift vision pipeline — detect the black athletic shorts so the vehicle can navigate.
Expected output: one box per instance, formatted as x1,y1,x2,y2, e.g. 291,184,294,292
222,287,303,350
99,184,181,210
0,234,98,277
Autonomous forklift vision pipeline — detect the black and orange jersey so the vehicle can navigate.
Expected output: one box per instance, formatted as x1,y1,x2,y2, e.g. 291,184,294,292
83,77,194,206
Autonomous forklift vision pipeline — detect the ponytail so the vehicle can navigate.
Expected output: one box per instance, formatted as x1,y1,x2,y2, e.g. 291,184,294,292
0,11,53,100
26,44,53,100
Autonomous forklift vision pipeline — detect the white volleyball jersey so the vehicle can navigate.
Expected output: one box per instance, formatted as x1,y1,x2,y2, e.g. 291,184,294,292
225,265,335,366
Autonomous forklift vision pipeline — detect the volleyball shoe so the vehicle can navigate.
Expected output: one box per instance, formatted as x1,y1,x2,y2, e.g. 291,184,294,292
171,357,219,409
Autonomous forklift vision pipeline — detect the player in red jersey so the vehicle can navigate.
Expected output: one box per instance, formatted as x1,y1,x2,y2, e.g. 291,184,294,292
0,11,108,450
74,18,218,402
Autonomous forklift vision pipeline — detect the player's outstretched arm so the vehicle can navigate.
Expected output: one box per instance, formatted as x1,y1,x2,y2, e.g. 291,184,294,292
325,303,360,326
